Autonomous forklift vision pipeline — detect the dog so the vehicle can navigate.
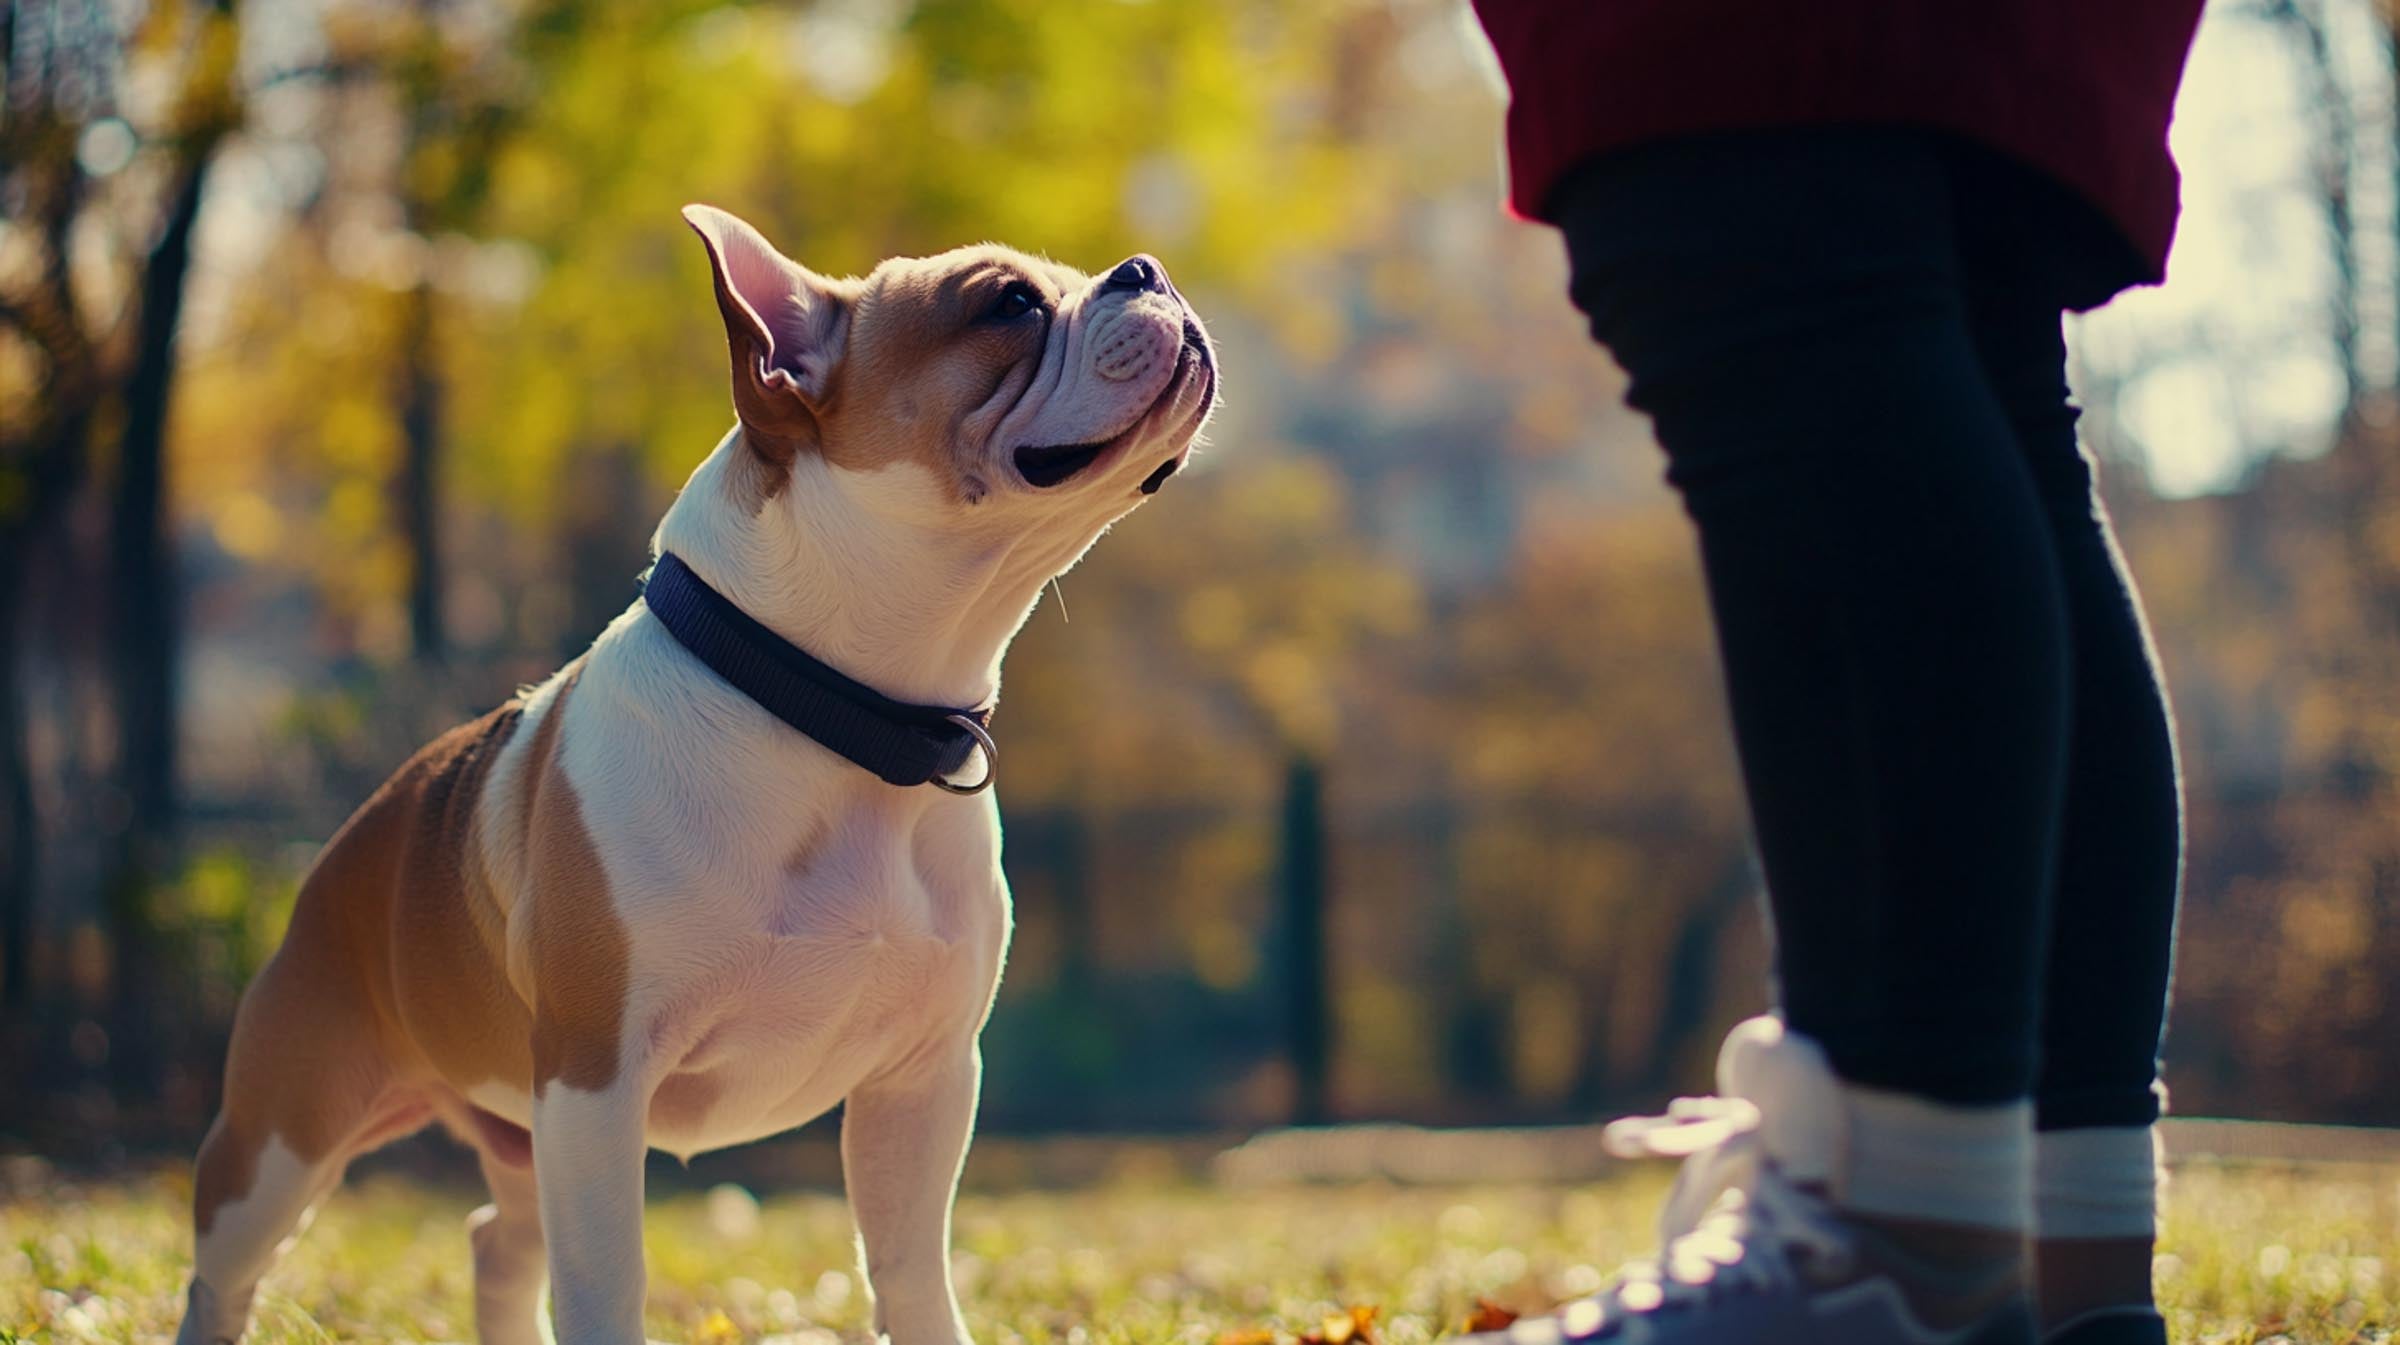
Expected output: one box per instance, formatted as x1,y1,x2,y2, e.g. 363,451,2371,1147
175,204,1217,1345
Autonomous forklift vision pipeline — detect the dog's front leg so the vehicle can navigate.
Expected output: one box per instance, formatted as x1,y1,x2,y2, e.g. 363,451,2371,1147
533,1079,650,1344
843,1046,980,1345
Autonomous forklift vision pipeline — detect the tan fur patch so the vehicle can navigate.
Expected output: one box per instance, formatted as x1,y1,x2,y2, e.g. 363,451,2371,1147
523,672,632,1095
811,250,1088,494
192,1120,260,1237
196,700,530,1233
392,703,537,1090
195,667,638,1237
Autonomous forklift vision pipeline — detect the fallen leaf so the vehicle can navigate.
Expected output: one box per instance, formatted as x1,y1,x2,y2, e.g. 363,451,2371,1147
1298,1304,1379,1345
1462,1299,1520,1333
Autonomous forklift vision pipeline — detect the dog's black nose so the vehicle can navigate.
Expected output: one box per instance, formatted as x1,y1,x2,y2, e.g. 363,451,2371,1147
1104,254,1170,295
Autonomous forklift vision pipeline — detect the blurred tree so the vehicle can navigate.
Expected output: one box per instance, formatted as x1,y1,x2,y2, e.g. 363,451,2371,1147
1,0,243,1020
1277,754,1331,1124
385,0,596,663
0,0,114,1009
1437,510,1753,1106
2266,0,2365,409
101,0,243,1098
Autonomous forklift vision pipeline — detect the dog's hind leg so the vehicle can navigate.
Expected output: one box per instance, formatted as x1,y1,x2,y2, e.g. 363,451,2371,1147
177,1092,425,1345
178,1114,336,1345
176,957,419,1345
463,1120,549,1345
842,1047,981,1345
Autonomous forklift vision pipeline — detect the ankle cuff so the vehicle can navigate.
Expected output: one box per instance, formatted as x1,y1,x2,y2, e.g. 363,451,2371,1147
2035,1126,2160,1239
1835,1085,2033,1232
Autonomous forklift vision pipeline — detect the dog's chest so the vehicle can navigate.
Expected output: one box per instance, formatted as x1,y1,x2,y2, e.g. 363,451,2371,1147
626,830,1010,1155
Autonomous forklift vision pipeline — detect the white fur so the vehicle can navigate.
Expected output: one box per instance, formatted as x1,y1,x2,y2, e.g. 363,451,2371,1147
478,251,1208,1343
178,1140,320,1345
532,1080,650,1345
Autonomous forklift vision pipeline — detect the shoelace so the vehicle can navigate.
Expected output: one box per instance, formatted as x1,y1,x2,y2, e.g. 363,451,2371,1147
1590,1096,1858,1313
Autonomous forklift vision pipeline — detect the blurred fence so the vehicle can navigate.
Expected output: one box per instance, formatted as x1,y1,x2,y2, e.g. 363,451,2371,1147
4,746,1760,1152
982,767,1762,1134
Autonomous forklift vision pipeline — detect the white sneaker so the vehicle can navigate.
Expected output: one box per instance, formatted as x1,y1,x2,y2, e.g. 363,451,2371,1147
1461,1018,2034,1345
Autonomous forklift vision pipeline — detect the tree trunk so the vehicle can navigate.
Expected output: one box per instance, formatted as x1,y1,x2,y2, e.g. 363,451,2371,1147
2290,0,2364,409
560,444,651,657
110,153,211,854
1427,792,1513,1112
102,143,217,1093
1635,852,1758,1098
0,390,91,1018
1278,754,1331,1125
397,279,446,663
0,568,37,1013
1052,806,1097,987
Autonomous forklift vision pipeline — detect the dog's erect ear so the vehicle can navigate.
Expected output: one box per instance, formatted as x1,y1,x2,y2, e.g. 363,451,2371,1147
683,204,851,459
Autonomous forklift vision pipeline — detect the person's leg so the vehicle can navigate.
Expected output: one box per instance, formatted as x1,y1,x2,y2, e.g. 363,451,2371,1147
1453,126,2069,1344
1948,152,2184,1343
1461,125,2074,1344
1558,127,2072,1122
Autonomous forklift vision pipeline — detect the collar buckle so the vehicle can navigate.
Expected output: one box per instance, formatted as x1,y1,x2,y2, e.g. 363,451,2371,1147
930,712,998,795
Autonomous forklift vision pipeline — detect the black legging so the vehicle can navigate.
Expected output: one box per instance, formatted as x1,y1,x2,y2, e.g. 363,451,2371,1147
1557,129,2181,1128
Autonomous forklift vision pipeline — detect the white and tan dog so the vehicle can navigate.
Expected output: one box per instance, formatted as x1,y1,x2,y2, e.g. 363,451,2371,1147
176,205,1216,1345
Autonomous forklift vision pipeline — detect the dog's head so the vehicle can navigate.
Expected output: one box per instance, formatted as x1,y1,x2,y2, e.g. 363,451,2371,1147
684,205,1216,530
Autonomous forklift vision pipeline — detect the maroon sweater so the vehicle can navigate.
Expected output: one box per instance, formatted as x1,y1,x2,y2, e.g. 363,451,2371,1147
1471,1,2207,282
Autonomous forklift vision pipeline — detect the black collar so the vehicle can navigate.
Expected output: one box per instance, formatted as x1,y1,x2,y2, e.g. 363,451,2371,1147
642,551,997,793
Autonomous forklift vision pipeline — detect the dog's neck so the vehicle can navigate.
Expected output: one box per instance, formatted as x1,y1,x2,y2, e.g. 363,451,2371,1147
651,429,1095,711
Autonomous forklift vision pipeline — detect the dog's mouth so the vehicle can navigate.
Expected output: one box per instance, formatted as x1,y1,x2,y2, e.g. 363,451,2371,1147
1013,441,1113,488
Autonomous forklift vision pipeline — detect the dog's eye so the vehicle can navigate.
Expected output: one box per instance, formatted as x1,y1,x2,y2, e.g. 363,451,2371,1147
989,281,1043,322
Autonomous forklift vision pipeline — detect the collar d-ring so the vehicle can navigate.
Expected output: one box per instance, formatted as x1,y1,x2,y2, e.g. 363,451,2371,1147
931,712,998,795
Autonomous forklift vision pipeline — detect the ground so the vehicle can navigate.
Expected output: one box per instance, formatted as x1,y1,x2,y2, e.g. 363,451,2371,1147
3,1154,2393,1345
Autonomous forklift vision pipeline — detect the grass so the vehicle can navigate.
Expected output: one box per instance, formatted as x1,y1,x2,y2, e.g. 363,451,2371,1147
3,1152,2395,1344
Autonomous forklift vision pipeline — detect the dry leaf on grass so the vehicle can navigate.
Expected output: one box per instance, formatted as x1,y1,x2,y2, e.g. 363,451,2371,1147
1298,1304,1380,1345
1461,1299,1521,1333
1218,1304,1385,1345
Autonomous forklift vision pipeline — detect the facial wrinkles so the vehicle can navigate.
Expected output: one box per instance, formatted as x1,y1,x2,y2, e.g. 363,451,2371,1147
998,293,1095,448
957,343,1039,461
